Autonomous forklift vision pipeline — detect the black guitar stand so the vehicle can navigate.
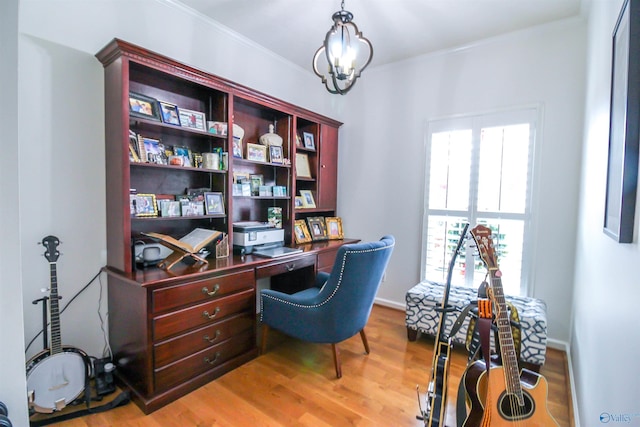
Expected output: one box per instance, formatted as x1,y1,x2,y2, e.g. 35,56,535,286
29,296,130,426
32,296,56,351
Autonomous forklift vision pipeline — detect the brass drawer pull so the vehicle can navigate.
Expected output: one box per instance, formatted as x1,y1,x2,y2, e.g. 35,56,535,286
203,330,221,343
202,307,220,319
204,352,221,365
202,284,220,297
286,264,295,272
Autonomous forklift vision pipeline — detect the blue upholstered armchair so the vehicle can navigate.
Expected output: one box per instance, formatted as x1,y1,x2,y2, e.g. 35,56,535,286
260,235,395,378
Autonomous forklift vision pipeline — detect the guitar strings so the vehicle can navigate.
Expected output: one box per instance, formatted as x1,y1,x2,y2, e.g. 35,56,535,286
25,268,104,354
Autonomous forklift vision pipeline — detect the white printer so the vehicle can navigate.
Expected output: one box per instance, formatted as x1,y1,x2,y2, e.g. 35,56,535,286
232,221,284,254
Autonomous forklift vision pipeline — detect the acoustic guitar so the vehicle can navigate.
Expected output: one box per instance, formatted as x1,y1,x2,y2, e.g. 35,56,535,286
420,222,469,427
26,236,88,413
463,225,558,426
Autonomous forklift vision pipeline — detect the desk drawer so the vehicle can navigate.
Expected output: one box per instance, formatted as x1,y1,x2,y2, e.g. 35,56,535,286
154,330,254,392
153,312,254,368
152,269,254,314
255,254,315,279
153,289,254,341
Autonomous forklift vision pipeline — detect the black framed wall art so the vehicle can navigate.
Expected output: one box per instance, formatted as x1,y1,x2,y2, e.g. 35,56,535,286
604,0,640,243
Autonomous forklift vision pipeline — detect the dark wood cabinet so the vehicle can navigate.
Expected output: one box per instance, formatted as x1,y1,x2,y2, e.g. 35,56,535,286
96,39,349,413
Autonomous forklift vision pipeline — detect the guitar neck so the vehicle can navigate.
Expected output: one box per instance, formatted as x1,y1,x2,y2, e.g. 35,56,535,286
49,262,62,355
490,271,523,402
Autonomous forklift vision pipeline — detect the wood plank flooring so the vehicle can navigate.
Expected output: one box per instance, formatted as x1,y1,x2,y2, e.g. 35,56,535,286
58,305,572,426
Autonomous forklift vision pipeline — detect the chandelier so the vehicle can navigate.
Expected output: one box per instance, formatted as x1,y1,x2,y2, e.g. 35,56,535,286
312,0,373,95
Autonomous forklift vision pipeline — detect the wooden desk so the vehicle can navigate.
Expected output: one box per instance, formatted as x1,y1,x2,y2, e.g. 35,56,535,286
105,239,358,414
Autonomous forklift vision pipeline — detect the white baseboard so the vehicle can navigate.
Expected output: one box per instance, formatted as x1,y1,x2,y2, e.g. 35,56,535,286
374,297,405,311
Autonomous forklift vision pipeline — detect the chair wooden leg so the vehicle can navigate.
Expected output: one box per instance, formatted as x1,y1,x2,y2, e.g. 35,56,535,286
360,328,370,354
261,324,270,355
331,343,342,378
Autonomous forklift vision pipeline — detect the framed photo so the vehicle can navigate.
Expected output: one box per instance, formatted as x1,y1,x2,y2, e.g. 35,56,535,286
306,216,327,241
129,92,161,121
294,219,312,244
325,217,344,240
204,192,225,215
233,171,250,184
134,194,158,217
295,153,312,178
303,132,315,150
158,101,181,126
246,143,267,162
250,174,264,196
179,108,207,131
232,137,243,158
296,134,302,147
173,146,192,167
604,0,640,243
299,190,316,208
269,145,284,164
295,196,304,208
141,137,163,164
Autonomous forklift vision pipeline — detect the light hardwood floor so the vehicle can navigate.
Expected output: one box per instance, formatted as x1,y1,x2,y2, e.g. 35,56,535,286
59,305,571,426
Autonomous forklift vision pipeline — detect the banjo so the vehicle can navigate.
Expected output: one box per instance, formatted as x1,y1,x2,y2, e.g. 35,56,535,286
26,235,87,413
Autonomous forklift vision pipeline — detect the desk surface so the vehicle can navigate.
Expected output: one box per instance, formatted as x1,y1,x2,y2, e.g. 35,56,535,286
105,238,359,287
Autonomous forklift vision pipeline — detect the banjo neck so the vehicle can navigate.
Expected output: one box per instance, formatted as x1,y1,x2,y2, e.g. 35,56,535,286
42,235,63,354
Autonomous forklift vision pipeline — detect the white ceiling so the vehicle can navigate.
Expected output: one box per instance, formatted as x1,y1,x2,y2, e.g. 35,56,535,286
174,0,583,71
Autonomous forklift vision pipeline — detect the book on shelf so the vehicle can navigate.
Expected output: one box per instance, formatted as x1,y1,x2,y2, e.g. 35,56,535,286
143,228,222,254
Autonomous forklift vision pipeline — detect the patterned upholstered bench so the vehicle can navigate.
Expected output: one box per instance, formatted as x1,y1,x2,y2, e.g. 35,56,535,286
405,280,548,367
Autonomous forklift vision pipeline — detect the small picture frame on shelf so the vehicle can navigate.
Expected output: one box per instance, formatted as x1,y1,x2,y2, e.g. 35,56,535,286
299,190,316,208
325,217,344,240
129,92,161,121
294,219,312,244
134,193,158,217
173,146,192,167
233,171,250,184
269,145,284,164
168,155,184,166
295,153,312,178
303,132,315,150
296,134,302,147
246,143,267,162
232,137,243,158
142,137,163,164
204,192,225,215
307,216,327,241
178,108,206,131
250,174,264,196
158,101,181,126
295,196,304,208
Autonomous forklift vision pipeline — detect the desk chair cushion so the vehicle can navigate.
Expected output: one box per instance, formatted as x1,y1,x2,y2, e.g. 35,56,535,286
260,236,395,345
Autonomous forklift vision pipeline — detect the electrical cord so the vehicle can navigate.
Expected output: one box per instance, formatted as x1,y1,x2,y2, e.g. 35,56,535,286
25,267,107,355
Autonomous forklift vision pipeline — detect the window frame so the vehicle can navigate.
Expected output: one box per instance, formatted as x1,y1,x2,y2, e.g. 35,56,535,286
420,106,541,296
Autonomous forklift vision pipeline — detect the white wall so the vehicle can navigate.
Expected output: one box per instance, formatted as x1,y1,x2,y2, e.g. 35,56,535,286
573,1,640,424
340,19,587,343
10,0,597,423
16,0,345,364
1,1,30,425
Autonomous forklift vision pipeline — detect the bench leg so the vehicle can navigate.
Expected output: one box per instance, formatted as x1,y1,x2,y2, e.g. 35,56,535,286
407,327,418,341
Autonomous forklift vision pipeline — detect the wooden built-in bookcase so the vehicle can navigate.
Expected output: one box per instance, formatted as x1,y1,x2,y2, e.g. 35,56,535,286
95,39,346,413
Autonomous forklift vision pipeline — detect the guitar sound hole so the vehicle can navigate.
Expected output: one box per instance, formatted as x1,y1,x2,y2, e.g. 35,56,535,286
497,391,535,421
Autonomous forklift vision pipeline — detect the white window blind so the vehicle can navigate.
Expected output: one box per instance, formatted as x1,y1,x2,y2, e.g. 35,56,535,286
421,108,538,296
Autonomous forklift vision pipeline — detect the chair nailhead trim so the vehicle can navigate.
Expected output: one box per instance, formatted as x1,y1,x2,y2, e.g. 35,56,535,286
260,244,394,316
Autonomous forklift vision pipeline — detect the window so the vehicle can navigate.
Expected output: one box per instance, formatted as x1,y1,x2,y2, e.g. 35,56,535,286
421,108,538,296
